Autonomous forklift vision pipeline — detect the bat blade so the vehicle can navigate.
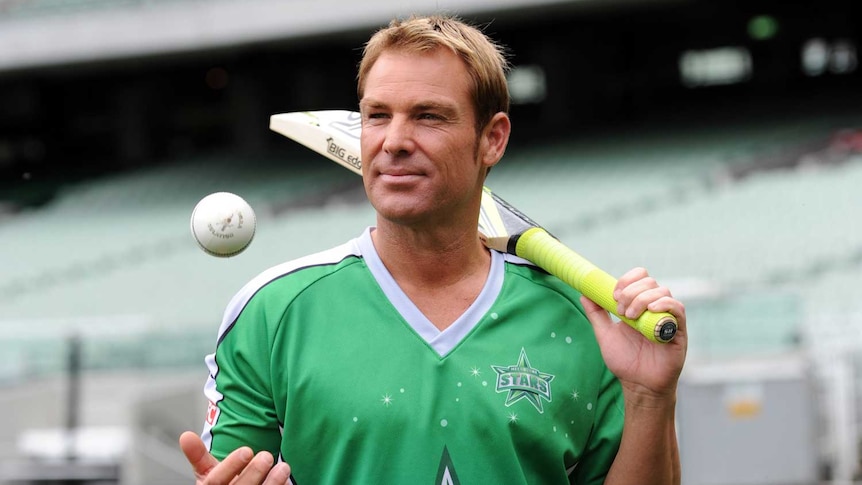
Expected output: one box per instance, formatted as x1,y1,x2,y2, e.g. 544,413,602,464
270,110,363,175
269,110,677,343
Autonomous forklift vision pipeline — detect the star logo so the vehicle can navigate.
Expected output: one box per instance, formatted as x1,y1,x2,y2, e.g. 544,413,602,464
492,348,555,413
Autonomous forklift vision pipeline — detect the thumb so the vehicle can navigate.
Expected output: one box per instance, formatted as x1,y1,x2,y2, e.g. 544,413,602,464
179,431,220,478
580,295,613,325
580,295,614,338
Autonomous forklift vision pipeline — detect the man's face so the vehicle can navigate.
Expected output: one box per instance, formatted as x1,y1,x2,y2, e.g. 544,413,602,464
359,47,493,230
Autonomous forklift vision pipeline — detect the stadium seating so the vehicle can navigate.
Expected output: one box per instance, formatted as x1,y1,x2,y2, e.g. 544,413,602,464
2,115,861,380
1,113,861,485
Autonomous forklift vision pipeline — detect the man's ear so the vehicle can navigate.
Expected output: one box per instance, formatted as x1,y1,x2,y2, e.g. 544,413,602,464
480,112,511,171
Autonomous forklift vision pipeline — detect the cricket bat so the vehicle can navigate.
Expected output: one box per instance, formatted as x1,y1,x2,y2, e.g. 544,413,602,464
270,110,678,343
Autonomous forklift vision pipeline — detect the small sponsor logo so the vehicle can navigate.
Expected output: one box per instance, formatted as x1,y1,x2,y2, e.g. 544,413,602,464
658,321,677,342
326,137,362,171
207,211,245,238
206,400,220,425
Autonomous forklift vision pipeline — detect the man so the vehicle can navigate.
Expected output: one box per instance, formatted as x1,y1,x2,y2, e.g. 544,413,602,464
180,14,687,485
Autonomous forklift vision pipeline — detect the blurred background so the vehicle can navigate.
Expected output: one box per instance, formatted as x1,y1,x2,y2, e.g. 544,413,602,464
0,0,860,483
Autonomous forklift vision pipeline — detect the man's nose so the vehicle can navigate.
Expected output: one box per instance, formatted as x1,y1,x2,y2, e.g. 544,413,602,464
382,116,416,156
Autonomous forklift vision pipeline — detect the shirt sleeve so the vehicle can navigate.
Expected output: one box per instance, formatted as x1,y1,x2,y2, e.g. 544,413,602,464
570,365,624,485
201,295,283,461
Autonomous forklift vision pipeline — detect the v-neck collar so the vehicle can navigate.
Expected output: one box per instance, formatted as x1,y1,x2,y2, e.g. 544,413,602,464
357,227,504,358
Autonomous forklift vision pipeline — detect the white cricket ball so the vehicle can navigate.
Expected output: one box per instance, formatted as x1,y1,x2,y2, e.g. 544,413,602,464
190,192,256,257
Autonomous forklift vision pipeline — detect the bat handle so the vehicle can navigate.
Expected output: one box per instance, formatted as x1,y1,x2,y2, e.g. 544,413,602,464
514,228,678,343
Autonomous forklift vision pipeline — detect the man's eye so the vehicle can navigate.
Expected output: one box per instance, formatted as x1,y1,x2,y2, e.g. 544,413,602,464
418,113,442,120
363,113,389,125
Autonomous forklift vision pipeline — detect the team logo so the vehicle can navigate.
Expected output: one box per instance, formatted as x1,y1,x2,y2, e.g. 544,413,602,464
492,348,555,413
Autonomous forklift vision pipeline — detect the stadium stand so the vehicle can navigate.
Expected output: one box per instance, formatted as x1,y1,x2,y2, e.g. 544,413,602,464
0,154,373,483
4,113,860,373
1,109,861,481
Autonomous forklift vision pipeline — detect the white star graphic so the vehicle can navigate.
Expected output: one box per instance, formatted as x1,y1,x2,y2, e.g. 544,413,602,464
470,367,481,377
381,394,393,407
571,390,580,401
508,412,519,424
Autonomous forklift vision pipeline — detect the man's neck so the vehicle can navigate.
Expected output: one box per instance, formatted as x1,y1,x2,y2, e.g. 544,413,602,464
370,222,491,330
371,221,488,284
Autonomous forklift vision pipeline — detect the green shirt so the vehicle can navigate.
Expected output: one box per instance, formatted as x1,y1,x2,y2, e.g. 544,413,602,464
202,228,623,484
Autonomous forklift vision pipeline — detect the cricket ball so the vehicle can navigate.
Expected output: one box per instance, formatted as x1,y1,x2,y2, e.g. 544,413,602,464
190,192,256,257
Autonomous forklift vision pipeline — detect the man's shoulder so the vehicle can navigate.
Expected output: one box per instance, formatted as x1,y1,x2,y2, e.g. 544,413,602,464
501,252,572,287
218,238,365,327
245,239,364,299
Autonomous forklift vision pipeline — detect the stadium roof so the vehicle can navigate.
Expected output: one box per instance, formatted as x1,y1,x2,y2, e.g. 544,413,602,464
0,0,674,73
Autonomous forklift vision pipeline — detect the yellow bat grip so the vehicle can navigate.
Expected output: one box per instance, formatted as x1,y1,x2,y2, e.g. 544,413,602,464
515,227,677,343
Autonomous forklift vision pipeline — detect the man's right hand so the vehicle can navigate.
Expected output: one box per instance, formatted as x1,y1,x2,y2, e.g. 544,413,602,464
179,431,291,485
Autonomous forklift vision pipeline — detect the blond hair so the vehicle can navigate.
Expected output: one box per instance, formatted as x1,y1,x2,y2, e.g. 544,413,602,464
357,15,510,132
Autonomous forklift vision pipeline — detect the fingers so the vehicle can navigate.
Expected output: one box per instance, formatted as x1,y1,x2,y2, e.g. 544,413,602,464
580,294,612,327
647,295,687,335
263,462,292,485
233,452,291,485
202,446,254,483
614,268,667,317
581,295,641,342
180,431,220,479
614,266,651,293
231,450,273,484
179,431,291,485
205,448,290,485
613,267,686,332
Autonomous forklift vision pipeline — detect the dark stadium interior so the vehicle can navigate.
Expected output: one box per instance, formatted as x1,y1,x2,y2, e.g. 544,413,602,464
0,0,859,209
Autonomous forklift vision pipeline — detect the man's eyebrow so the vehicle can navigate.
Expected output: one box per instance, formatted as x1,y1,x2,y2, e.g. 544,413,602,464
359,99,387,111
358,100,460,118
412,102,459,118
413,102,454,112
